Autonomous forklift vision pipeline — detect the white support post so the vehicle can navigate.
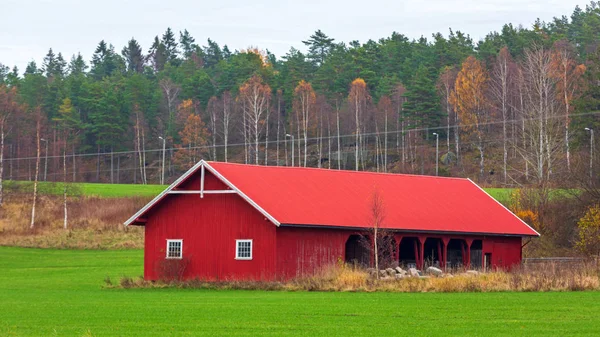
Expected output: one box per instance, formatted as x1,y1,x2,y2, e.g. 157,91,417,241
200,164,205,199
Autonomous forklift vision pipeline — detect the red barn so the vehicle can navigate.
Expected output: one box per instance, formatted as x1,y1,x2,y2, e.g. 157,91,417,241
125,160,539,281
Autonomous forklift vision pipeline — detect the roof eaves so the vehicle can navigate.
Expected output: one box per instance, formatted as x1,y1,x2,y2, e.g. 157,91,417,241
203,162,281,226
123,159,206,226
466,178,541,237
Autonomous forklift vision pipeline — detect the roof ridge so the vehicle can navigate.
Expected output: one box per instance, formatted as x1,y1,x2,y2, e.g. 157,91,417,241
206,161,470,181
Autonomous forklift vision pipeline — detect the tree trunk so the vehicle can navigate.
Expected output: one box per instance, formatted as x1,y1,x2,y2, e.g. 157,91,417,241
0,123,5,206
30,118,41,228
63,146,68,230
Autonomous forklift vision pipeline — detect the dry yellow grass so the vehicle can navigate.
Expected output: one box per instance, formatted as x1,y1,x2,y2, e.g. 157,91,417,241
0,194,146,249
114,262,600,293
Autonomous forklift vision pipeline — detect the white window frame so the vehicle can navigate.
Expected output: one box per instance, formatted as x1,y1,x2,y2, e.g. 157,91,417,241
166,239,183,259
235,239,253,260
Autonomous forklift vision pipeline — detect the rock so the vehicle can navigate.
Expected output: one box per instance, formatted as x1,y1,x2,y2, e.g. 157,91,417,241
466,270,480,276
426,266,443,277
379,270,388,277
408,268,420,277
385,268,396,276
395,267,407,275
444,273,454,278
366,268,376,274
394,273,406,279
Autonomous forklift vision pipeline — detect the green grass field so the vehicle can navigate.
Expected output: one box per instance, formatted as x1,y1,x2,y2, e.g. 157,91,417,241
6,180,518,202
1,247,600,336
4,180,167,198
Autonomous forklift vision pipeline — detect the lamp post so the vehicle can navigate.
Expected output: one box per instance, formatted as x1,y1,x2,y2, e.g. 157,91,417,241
159,136,166,185
432,132,439,176
285,134,294,167
585,128,594,184
40,138,48,181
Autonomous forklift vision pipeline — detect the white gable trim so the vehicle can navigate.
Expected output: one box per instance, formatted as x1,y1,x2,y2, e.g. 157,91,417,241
123,160,280,226
203,161,280,226
466,179,540,237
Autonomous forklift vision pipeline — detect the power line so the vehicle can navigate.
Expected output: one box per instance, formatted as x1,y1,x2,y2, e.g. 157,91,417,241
2,110,599,162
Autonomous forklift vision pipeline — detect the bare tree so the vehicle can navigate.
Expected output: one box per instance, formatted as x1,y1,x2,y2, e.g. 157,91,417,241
518,46,563,183
491,47,514,183
222,91,233,162
550,40,586,172
239,75,271,165
159,78,180,139
207,96,219,160
30,108,43,228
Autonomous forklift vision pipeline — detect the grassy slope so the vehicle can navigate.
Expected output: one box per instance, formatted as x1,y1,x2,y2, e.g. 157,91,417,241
1,247,600,336
8,181,515,202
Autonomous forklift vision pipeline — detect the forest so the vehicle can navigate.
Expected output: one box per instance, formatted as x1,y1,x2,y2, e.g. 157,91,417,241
1,2,600,191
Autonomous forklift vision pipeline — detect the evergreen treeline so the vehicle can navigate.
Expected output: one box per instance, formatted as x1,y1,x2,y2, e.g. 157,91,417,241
1,2,600,186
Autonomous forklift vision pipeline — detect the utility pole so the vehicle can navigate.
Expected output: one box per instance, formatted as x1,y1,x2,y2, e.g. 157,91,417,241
432,132,439,176
286,134,294,167
159,136,166,185
585,128,594,185
41,138,48,181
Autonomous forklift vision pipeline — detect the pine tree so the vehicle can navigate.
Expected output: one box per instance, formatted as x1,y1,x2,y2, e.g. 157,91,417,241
179,29,198,59
122,38,145,73
302,30,335,66
161,28,179,63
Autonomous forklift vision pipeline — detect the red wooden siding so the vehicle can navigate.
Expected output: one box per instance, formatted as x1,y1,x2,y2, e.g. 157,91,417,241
276,227,349,279
482,236,522,269
144,171,276,281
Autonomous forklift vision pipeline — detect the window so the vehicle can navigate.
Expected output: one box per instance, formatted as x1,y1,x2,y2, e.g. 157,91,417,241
235,240,253,260
166,239,183,259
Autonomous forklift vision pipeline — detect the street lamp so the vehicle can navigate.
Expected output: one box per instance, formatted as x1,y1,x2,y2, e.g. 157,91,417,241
285,134,294,167
159,136,166,185
432,132,439,176
40,138,48,181
585,128,594,184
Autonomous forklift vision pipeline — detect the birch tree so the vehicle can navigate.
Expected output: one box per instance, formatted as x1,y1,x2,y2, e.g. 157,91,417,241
491,47,514,183
239,75,271,165
519,46,563,183
222,91,233,162
550,40,586,171
348,78,371,171
293,80,316,167
30,107,43,228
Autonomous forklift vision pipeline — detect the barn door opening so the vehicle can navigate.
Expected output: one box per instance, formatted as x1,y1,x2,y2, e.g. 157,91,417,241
447,239,466,269
470,240,483,269
345,235,370,268
423,238,442,268
398,237,419,269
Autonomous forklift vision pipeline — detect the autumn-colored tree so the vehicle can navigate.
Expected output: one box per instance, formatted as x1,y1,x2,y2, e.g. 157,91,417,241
576,204,600,257
239,75,271,165
348,78,371,171
550,40,586,171
293,80,316,167
173,113,210,170
451,56,490,179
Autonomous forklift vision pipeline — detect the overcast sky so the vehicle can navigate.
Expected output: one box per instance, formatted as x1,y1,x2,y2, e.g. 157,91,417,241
0,0,588,73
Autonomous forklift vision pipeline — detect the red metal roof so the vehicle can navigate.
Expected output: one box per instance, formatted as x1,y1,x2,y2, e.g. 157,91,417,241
206,162,538,237
126,160,539,237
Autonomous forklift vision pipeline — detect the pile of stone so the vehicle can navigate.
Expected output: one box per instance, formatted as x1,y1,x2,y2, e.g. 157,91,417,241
365,266,478,280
